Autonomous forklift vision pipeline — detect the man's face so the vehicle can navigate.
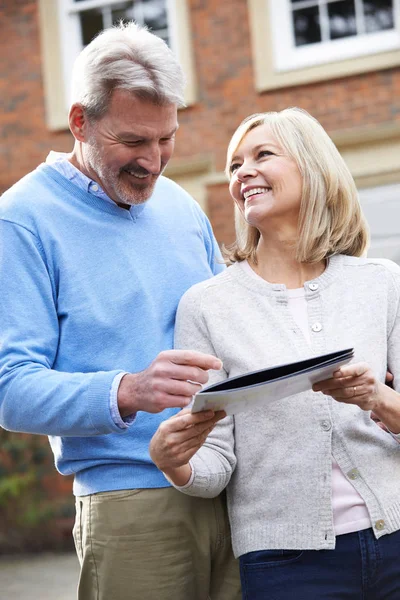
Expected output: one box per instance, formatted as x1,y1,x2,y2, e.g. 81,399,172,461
82,90,178,206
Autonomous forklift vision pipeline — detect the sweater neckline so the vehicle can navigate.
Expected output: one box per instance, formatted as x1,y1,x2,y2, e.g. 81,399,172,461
38,163,146,221
228,254,345,296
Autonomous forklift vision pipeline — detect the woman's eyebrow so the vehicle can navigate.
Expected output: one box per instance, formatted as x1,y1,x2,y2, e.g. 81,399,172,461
231,142,280,162
252,142,280,152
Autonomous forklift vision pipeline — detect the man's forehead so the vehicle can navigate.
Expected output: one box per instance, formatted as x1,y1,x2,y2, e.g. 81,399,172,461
115,122,179,140
104,91,178,135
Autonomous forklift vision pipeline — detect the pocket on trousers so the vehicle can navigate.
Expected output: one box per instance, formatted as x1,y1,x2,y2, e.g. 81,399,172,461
72,500,83,564
242,549,304,567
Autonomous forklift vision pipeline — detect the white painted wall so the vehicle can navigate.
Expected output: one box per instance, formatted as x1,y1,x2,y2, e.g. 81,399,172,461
359,183,400,263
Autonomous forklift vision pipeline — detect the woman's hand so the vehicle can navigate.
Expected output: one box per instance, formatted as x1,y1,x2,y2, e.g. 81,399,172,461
371,371,394,430
313,362,400,434
149,407,226,486
312,362,383,412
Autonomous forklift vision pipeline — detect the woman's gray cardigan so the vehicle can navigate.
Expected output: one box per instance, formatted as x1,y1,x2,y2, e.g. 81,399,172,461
173,255,400,558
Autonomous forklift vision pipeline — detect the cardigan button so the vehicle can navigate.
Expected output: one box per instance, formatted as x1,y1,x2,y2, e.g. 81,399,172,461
321,420,331,431
347,468,359,480
311,322,322,332
375,519,385,531
309,282,319,291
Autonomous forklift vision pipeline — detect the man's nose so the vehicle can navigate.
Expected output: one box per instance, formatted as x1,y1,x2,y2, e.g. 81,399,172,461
136,145,162,175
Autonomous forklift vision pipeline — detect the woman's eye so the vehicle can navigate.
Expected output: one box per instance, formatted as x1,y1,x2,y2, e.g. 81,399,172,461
229,163,241,174
258,150,274,158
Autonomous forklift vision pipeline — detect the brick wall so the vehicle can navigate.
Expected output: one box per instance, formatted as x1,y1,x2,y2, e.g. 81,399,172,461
174,0,400,176
1,0,399,243
0,0,72,194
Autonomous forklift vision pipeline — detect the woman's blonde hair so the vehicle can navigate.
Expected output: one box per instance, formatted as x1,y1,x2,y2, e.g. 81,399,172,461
224,107,369,264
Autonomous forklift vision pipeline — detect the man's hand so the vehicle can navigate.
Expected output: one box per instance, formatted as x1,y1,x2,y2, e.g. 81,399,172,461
149,407,226,486
117,350,222,416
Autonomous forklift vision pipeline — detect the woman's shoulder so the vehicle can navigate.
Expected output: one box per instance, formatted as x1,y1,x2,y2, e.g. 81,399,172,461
339,255,400,297
364,257,400,275
178,264,242,311
182,267,234,299
340,255,400,276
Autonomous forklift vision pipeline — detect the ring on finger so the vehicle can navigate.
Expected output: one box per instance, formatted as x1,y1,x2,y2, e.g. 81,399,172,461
353,386,357,397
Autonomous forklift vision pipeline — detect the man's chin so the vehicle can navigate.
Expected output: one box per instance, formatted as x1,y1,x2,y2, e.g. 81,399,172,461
118,181,156,206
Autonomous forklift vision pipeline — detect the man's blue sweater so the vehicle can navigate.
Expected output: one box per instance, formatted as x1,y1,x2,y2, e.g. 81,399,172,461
0,164,223,495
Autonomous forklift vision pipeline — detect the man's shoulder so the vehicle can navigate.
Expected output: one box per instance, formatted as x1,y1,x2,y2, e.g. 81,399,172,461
0,165,50,224
153,176,199,209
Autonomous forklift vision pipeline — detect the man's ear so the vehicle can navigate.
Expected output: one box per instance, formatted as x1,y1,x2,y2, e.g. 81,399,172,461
69,103,87,142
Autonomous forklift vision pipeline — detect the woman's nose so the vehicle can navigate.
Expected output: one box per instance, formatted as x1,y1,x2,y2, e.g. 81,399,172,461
236,163,257,181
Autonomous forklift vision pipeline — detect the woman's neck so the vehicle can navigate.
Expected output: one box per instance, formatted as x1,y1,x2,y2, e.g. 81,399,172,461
251,238,326,289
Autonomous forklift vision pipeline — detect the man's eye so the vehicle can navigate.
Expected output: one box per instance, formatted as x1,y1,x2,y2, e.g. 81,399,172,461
229,163,241,174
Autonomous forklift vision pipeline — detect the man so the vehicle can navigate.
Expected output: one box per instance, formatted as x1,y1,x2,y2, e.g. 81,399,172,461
0,22,240,600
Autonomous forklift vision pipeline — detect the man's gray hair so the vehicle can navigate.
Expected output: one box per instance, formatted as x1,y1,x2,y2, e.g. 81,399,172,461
71,21,186,119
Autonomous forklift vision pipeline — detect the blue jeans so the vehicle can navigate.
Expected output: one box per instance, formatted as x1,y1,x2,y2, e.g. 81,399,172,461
239,528,400,599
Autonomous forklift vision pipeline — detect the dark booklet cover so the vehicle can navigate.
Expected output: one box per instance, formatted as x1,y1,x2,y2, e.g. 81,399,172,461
191,348,354,415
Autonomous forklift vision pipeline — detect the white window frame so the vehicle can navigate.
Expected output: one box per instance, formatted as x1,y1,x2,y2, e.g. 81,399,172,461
39,0,196,130
270,0,400,72
58,0,182,109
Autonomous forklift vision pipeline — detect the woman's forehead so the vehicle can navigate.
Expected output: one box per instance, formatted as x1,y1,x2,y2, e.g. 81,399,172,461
233,123,281,156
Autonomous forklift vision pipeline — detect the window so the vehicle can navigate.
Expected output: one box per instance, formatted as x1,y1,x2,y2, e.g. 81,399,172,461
39,0,196,129
71,0,169,47
271,0,400,71
58,0,183,107
247,0,400,91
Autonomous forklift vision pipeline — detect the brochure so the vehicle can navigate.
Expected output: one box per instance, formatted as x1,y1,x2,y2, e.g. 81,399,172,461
191,348,354,415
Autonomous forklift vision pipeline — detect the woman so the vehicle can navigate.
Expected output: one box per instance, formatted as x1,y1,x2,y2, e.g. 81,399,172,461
150,108,400,599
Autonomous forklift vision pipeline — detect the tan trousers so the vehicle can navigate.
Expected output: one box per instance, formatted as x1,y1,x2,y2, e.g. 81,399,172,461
73,487,241,600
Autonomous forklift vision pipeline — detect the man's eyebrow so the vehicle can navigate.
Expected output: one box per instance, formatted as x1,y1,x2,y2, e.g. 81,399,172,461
118,125,179,140
162,125,179,137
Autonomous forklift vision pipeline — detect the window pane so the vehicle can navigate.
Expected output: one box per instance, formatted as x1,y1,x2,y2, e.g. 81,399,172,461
78,1,169,47
111,1,136,25
80,9,104,46
328,0,357,40
141,0,168,31
364,0,394,33
293,6,321,47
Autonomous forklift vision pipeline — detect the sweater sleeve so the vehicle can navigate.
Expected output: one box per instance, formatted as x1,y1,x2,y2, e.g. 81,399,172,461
385,267,400,442
173,285,236,498
0,220,126,437
190,198,225,276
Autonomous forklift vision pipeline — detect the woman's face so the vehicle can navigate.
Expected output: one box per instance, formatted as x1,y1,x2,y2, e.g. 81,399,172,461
228,124,303,233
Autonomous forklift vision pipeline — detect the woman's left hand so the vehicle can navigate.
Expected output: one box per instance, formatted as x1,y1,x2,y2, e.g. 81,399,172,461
313,362,400,435
312,362,385,412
